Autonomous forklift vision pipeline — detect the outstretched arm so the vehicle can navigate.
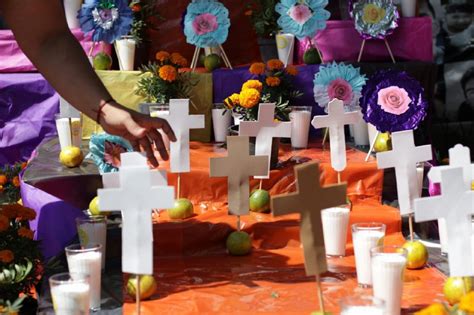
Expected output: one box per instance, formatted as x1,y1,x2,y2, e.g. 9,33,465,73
0,0,175,167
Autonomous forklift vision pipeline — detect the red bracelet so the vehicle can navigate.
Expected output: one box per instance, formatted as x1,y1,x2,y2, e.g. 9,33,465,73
96,98,114,124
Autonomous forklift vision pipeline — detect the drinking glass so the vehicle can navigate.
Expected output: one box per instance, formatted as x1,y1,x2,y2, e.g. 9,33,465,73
49,272,90,315
289,106,312,149
212,103,232,143
321,203,350,257
340,295,386,315
76,216,107,270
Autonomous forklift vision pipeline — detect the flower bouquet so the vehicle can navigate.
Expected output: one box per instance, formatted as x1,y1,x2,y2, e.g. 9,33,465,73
136,51,195,104
0,204,42,304
0,162,27,204
224,59,301,122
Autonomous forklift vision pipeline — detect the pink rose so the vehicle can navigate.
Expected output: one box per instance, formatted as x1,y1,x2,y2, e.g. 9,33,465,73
327,78,353,103
289,4,313,25
192,13,218,35
377,86,411,115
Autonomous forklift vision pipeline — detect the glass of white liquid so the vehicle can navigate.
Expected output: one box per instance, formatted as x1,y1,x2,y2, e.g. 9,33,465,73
371,246,408,315
49,272,90,315
76,216,107,270
65,244,102,311
352,223,386,287
289,106,312,149
55,114,82,150
149,104,170,151
340,295,386,315
212,103,232,143
321,204,351,257
115,35,136,71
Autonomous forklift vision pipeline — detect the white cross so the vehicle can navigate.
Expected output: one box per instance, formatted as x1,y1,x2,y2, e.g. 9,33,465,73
311,99,362,172
239,103,291,179
414,167,474,276
428,144,474,188
165,99,204,173
210,136,268,216
98,152,174,275
376,130,432,215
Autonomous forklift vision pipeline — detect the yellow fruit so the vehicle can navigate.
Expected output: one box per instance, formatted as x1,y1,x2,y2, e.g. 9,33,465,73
443,277,472,305
167,198,194,220
374,132,392,152
403,241,428,269
59,146,84,168
127,275,158,300
88,196,111,216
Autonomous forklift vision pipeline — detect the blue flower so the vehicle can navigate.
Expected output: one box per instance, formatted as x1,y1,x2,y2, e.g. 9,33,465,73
86,133,133,174
313,62,367,112
275,0,330,40
184,0,230,48
78,0,133,43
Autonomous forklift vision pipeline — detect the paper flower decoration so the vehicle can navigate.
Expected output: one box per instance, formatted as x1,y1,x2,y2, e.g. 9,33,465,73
360,70,428,133
86,133,133,174
313,62,367,112
352,0,399,39
184,0,230,48
78,0,133,43
275,0,331,40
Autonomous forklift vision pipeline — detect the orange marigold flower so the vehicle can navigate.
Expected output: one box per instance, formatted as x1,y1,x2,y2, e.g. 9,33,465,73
12,176,20,187
155,51,170,62
244,10,253,16
18,227,34,239
414,303,449,315
0,175,7,186
242,80,263,93
239,88,260,109
18,206,36,221
170,53,188,67
224,93,240,108
266,76,281,87
0,250,14,264
460,292,474,313
158,65,178,82
0,214,9,232
267,59,284,71
21,162,28,170
0,204,20,219
249,62,265,75
286,65,298,76
0,185,3,193
131,3,141,12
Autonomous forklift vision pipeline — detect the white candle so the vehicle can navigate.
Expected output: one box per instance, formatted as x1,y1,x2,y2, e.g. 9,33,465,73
63,0,82,29
115,37,136,71
56,116,82,150
289,107,311,149
51,282,90,315
351,120,369,146
321,206,350,256
212,104,232,143
76,217,107,270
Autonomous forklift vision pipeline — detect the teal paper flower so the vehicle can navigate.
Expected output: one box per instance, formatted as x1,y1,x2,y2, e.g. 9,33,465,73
86,133,133,174
313,62,367,112
184,0,230,48
275,0,330,40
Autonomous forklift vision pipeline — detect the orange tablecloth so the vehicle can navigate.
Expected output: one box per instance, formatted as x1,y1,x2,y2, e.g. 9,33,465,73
119,143,445,314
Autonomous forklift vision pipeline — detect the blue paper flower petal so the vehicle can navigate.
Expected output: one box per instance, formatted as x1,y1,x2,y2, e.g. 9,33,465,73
86,133,133,174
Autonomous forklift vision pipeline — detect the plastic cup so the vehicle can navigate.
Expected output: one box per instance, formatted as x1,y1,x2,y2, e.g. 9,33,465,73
340,295,386,315
65,244,102,311
149,104,170,150
289,106,312,149
212,103,232,143
49,272,90,315
352,223,386,287
76,216,107,270
321,204,350,257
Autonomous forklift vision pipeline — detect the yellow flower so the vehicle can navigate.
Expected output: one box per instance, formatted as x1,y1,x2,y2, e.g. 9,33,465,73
266,76,281,87
155,51,170,62
18,227,34,239
224,93,240,108
362,4,385,24
267,59,284,71
460,292,474,313
239,88,260,109
249,62,265,75
286,65,298,76
171,53,188,67
0,250,14,264
414,303,449,315
158,65,177,82
242,80,263,93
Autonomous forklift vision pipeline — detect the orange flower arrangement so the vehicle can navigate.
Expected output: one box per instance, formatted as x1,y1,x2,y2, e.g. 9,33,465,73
17,227,34,239
0,204,19,219
0,175,7,186
460,292,474,313
415,303,449,315
12,176,20,188
286,65,298,76
267,59,284,71
242,80,263,93
266,76,281,87
170,53,188,68
155,51,170,62
17,207,36,221
249,62,265,75
0,215,9,232
224,93,240,108
239,88,261,109
0,250,14,264
158,65,178,82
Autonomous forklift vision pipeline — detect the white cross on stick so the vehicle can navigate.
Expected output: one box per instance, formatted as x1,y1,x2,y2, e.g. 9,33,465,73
239,103,291,179
414,167,474,276
376,130,432,215
209,136,268,216
311,99,362,172
428,144,474,187
98,152,175,275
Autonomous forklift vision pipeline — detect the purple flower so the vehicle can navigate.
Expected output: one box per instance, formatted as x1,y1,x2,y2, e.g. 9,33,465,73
359,69,428,133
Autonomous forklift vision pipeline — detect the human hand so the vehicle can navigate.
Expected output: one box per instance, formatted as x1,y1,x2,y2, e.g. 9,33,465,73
98,101,176,167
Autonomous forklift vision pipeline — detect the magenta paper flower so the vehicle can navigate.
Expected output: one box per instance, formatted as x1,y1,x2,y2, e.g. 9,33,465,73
377,86,410,115
192,13,218,35
327,78,353,103
288,4,313,25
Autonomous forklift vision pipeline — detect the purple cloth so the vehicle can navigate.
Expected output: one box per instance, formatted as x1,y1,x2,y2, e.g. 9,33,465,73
0,73,59,165
296,17,433,63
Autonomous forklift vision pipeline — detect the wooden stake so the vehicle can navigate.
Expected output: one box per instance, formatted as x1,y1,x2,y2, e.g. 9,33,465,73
384,39,396,64
315,273,326,313
237,215,241,232
365,131,380,162
322,128,329,148
337,172,341,184
218,44,233,70
88,41,96,58
68,117,73,146
408,214,414,242
357,40,366,63
136,275,141,315
259,179,263,190
191,46,200,72
177,173,182,199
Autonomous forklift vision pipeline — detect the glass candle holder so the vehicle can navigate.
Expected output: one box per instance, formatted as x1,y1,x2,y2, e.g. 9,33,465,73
289,106,312,149
76,216,107,270
212,103,232,143
321,203,351,257
340,295,385,315
49,272,90,315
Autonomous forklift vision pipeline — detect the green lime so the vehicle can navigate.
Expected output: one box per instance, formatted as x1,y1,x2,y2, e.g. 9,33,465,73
226,231,252,256
167,198,194,220
249,189,270,213
93,52,112,70
204,53,222,72
303,48,321,65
